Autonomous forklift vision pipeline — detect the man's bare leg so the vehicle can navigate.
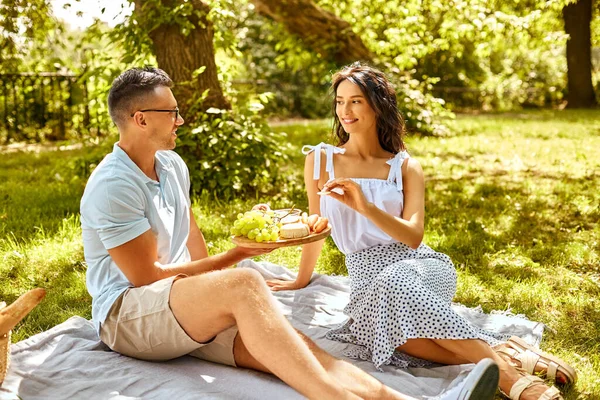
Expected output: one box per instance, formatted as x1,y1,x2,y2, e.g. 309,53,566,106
169,268,359,400
234,328,416,400
298,331,418,400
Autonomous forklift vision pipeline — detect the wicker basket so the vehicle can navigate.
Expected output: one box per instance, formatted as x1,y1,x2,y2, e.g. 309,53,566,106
0,301,8,386
0,290,46,387
0,331,9,386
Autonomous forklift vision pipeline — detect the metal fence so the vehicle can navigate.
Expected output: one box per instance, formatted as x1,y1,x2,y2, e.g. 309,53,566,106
0,72,109,143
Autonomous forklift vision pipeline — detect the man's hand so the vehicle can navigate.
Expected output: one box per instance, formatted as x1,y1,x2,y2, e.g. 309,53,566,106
266,279,307,291
231,246,274,258
153,246,273,276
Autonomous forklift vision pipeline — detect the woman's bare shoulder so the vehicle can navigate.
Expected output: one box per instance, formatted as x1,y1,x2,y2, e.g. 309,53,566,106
403,157,424,178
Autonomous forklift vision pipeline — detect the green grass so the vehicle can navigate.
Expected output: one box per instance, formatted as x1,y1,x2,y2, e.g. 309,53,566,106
1,110,599,399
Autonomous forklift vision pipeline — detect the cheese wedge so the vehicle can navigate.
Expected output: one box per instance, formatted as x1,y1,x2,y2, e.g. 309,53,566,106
280,215,301,225
280,223,310,239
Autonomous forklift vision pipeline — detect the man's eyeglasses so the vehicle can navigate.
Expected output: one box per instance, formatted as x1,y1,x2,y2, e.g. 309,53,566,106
131,108,180,120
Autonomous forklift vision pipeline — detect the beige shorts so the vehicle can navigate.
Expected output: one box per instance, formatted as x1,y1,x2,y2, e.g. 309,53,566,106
100,275,238,367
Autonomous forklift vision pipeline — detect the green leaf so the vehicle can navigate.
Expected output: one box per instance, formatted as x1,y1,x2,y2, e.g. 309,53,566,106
192,66,207,78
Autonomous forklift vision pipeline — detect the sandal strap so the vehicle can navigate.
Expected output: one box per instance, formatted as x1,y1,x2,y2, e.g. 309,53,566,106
539,385,562,400
516,350,542,375
515,350,561,382
496,346,523,368
497,346,541,376
510,374,544,399
508,336,577,385
547,361,559,381
497,346,520,359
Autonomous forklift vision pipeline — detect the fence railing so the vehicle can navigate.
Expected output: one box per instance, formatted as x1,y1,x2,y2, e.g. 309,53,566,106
0,72,109,143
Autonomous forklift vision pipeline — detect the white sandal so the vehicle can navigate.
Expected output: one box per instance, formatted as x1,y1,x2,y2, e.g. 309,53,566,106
501,373,563,400
498,336,577,385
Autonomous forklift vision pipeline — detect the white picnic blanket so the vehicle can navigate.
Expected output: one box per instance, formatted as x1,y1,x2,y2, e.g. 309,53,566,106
1,261,545,400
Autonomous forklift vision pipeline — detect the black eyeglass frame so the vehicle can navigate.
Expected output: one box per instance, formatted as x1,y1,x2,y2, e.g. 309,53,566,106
130,108,180,120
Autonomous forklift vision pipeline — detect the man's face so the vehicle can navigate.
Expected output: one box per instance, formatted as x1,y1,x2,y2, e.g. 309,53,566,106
143,86,184,151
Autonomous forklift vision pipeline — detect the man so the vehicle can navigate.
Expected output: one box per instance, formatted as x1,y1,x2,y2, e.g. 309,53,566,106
80,66,498,400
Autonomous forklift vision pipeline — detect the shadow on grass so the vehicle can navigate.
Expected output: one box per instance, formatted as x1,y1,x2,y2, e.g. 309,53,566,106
4,253,91,342
427,172,599,270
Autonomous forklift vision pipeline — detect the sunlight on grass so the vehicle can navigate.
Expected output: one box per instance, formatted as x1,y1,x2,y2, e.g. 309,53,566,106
1,110,599,398
0,214,88,341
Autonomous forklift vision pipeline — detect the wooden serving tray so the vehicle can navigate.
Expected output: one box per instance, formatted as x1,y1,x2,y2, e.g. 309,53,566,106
231,226,331,249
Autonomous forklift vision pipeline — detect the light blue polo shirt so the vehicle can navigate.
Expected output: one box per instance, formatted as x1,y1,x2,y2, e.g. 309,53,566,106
80,143,192,334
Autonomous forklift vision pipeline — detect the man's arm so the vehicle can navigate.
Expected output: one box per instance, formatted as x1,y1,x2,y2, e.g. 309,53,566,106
108,229,271,287
187,209,209,260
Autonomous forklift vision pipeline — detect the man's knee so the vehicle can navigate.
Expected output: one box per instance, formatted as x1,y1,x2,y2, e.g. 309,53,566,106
227,267,264,285
174,268,268,312
222,268,267,296
171,268,265,308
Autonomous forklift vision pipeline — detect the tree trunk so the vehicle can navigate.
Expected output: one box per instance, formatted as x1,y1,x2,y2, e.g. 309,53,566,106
250,0,373,65
133,0,230,120
563,0,597,108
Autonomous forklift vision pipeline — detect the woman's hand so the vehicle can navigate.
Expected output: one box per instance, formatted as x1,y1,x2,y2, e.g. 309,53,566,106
266,279,307,291
323,178,371,214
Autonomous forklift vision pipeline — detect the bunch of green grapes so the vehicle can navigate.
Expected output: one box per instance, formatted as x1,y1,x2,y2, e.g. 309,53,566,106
230,210,281,242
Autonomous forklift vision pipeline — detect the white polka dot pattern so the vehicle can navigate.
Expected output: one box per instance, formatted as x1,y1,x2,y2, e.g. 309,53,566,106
326,242,510,370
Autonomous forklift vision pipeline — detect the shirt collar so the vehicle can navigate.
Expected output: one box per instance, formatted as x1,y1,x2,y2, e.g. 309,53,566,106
155,151,174,182
112,143,172,184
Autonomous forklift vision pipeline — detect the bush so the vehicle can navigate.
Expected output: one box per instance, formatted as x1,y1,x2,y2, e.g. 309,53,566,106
175,106,290,200
63,106,290,203
387,70,454,136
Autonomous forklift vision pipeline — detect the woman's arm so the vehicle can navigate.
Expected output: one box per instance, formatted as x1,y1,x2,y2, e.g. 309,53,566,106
267,151,326,291
325,158,425,249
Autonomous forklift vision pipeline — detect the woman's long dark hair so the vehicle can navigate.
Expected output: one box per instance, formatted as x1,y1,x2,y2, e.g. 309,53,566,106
331,62,406,153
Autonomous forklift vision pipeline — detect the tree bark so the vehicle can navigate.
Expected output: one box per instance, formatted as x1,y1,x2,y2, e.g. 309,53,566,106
250,0,373,65
133,0,230,120
563,0,597,108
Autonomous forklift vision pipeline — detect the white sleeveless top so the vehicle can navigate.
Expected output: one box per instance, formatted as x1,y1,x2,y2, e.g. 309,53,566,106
302,143,410,255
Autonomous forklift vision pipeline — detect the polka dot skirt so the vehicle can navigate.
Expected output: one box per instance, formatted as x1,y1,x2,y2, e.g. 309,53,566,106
326,242,509,370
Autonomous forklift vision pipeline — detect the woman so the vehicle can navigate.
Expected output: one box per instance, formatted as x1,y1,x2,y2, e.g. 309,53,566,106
267,62,575,400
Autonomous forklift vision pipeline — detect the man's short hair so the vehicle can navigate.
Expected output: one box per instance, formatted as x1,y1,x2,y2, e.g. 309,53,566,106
108,67,173,127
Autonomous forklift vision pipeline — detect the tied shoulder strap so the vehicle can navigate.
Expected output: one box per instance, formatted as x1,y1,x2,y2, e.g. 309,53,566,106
386,151,410,191
302,143,346,180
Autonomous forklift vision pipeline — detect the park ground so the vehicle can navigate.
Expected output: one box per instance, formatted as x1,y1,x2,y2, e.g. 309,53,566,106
1,110,599,399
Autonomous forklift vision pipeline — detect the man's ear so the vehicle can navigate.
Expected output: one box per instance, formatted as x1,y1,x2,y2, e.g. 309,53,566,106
131,111,147,128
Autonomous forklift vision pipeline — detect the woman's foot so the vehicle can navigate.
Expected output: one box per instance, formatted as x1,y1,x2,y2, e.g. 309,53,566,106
494,341,572,385
500,371,563,400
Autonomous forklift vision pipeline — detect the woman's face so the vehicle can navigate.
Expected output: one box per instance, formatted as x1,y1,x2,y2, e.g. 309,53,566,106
335,79,377,136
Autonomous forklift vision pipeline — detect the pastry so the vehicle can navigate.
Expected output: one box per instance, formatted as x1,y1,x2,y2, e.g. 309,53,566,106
307,214,319,230
313,217,329,233
251,203,271,212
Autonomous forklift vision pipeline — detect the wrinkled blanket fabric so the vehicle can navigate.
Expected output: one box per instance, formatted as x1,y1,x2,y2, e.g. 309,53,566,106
1,260,544,400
